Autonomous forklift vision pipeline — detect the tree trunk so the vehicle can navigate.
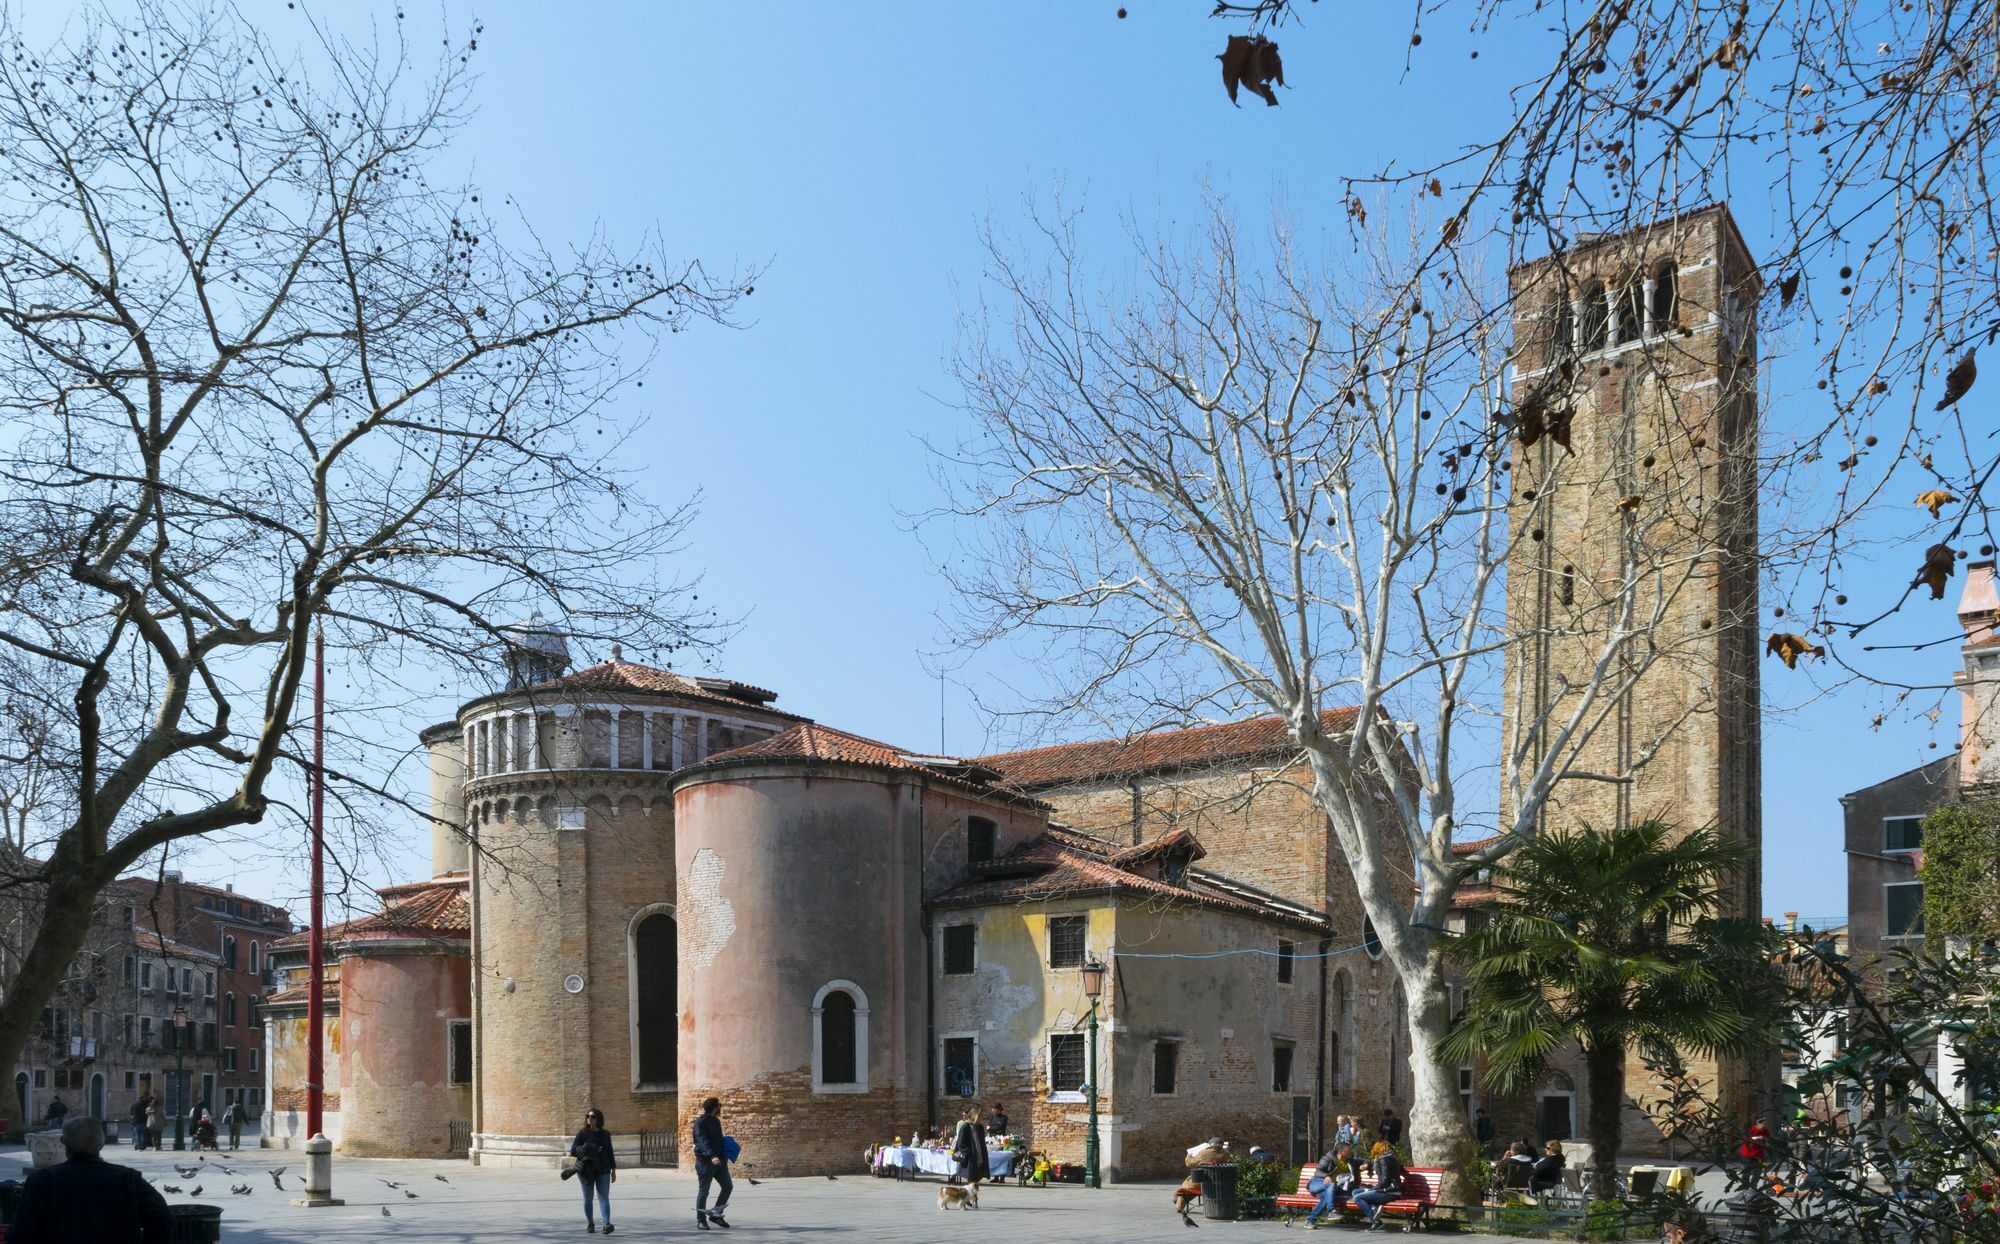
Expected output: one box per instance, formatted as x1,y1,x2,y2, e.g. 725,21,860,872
1404,950,1481,1203
1584,1038,1626,1197
0,852,106,1094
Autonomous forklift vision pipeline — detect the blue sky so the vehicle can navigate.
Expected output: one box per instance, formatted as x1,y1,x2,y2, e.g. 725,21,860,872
30,1,1963,925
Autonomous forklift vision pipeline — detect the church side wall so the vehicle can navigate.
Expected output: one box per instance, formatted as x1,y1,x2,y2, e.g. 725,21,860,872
339,948,471,1157
674,770,929,1176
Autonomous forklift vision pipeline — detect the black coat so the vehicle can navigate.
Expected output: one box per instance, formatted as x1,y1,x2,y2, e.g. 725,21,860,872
9,1154,171,1244
692,1112,727,1162
570,1127,617,1174
951,1120,989,1182
1373,1154,1407,1196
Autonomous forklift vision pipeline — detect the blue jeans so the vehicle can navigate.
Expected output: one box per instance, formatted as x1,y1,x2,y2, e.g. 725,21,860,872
1305,1175,1348,1222
1353,1187,1399,1222
697,1159,733,1217
580,1169,611,1226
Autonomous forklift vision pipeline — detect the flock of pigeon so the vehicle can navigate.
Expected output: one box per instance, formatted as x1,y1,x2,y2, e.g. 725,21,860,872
143,1153,452,1219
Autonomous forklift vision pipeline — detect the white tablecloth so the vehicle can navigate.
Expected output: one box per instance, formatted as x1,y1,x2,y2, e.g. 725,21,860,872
874,1146,1017,1178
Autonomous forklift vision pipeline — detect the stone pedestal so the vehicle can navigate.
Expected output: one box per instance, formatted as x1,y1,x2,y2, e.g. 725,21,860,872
21,1129,65,1176
290,1132,345,1207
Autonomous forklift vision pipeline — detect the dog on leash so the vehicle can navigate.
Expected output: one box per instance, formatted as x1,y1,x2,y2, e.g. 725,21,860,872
937,1184,979,1210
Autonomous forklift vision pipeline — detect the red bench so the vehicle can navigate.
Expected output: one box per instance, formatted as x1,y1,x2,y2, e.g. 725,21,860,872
1276,1164,1442,1231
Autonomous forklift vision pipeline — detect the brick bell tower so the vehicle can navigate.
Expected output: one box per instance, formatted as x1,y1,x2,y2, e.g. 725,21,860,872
1502,205,1768,1145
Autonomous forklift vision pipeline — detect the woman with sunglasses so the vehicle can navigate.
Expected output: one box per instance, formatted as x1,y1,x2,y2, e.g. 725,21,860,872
570,1107,618,1233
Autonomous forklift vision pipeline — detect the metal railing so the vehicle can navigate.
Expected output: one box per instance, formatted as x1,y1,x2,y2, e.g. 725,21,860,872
636,1130,678,1167
447,1120,471,1157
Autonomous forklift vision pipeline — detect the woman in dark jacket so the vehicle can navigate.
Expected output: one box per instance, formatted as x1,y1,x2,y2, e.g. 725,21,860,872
951,1104,990,1194
570,1107,618,1234
1351,1142,1407,1229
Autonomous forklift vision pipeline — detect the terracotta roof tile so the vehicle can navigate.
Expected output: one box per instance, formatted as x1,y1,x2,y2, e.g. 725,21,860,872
978,708,1364,789
1107,826,1207,868
696,723,1039,803
530,662,795,714
272,879,468,948
934,833,1328,933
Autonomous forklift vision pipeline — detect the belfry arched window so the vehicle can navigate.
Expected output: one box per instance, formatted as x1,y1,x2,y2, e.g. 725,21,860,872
812,980,869,1093
1649,261,1678,330
629,907,678,1090
1578,282,1608,351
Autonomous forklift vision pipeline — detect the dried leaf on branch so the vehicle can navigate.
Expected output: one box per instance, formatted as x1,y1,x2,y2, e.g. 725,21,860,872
1218,35,1284,106
1765,633,1825,668
1915,489,1958,518
1935,348,1977,411
1912,543,1958,600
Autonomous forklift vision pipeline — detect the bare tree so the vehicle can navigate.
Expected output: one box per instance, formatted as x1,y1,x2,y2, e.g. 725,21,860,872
0,2,747,1086
934,201,1761,1192
1204,0,1998,660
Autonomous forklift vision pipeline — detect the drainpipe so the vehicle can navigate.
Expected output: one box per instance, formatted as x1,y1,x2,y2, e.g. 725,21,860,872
1315,933,1329,1157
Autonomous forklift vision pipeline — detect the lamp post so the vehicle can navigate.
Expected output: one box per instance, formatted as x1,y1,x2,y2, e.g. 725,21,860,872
1080,955,1106,1190
171,1005,189,1151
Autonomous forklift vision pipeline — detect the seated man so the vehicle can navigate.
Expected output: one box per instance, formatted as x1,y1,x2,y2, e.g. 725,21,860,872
9,1117,171,1243
1305,1142,1360,1227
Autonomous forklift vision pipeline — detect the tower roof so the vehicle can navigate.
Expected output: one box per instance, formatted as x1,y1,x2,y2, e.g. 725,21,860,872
688,721,1037,802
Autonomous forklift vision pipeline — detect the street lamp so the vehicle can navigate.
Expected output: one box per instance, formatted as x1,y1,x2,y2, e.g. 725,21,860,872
1080,955,1107,1190
171,1005,189,1152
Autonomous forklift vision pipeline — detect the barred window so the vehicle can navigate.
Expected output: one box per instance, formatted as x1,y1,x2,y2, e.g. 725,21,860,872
1049,1033,1086,1093
1048,916,1086,968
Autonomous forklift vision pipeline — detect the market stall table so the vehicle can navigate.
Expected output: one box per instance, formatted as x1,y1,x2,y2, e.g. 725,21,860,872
871,1146,1016,1179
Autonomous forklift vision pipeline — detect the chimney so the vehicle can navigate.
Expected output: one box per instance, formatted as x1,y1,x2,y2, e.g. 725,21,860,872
164,870,181,883
224,883,233,893
1783,911,1798,932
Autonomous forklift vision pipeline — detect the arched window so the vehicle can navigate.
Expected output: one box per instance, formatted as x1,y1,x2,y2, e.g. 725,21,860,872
966,817,996,866
630,909,678,1089
223,936,236,970
1616,276,1644,344
249,942,260,975
1649,262,1678,330
1578,282,1608,351
812,980,869,1093
224,993,236,1026
1331,969,1355,1095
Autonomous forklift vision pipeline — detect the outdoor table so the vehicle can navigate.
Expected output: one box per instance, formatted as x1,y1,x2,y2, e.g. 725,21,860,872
872,1145,1016,1179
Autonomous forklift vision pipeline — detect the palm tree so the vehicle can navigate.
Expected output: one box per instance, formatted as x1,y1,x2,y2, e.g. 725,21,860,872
1438,822,1778,1193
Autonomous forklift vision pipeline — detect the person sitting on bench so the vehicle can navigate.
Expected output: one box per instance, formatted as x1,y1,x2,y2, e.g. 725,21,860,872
1352,1141,1407,1230
1304,1142,1361,1227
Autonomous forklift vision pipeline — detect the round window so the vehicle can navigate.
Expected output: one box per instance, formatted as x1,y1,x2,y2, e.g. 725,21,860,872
563,973,586,994
1362,918,1383,959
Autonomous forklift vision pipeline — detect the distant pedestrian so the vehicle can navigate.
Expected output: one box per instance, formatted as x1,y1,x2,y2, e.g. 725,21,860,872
1474,1108,1497,1151
225,1099,245,1150
129,1095,151,1150
951,1104,990,1197
691,1096,734,1230
8,1117,170,1244
1738,1116,1771,1164
569,1107,617,1234
1377,1108,1403,1146
988,1103,1010,1138
44,1096,66,1129
1333,1114,1359,1149
145,1099,164,1149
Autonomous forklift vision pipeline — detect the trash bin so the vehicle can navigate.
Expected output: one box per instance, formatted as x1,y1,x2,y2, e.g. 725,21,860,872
0,1179,22,1225
168,1203,222,1244
1197,1162,1240,1220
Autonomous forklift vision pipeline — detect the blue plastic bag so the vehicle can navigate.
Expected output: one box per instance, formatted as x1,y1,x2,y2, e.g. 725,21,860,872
722,1135,742,1162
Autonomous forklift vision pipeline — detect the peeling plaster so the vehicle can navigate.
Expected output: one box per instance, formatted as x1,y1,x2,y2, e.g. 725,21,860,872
678,846,736,973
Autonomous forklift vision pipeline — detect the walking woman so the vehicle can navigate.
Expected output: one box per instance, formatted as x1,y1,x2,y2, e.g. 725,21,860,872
951,1104,990,1200
570,1108,617,1234
692,1096,733,1230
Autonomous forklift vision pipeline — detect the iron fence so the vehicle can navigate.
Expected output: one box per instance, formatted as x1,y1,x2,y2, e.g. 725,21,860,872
447,1120,471,1158
636,1129,678,1167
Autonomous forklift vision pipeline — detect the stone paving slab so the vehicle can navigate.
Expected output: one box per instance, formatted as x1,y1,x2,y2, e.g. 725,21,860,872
1,1142,1540,1242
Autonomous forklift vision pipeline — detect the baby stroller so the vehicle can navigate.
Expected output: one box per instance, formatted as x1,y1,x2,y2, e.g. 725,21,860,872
191,1114,220,1150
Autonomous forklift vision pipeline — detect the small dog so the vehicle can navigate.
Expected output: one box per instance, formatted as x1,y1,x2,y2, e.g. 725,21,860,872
937,1184,979,1210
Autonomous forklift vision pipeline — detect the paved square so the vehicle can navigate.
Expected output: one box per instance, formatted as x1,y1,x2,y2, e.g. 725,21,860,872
4,1142,1539,1242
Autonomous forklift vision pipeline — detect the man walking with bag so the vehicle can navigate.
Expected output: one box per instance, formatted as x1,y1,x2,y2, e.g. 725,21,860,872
691,1096,734,1230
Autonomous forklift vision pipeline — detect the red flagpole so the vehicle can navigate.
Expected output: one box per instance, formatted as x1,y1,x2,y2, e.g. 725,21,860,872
307,626,325,1139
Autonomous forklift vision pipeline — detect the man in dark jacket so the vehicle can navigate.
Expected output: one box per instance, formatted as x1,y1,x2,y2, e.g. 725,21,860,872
1377,1108,1403,1146
10,1117,171,1243
691,1095,734,1230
